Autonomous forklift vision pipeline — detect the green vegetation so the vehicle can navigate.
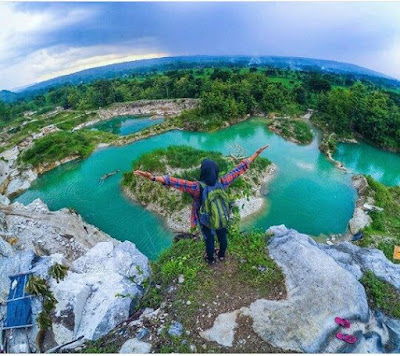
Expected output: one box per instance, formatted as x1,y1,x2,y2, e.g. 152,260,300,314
357,176,400,263
48,263,69,283
314,83,400,152
25,275,57,331
268,118,313,144
1,66,399,164
319,133,338,156
361,270,400,318
122,145,271,215
20,130,117,167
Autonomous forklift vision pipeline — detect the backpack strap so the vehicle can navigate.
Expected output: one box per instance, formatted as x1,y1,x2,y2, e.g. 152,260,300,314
199,181,208,207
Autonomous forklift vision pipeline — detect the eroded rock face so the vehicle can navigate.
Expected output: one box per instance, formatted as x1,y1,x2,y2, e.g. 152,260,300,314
348,175,377,234
349,207,372,235
5,169,38,197
0,199,150,353
320,242,400,289
241,225,369,353
50,241,150,343
0,241,149,353
0,147,19,190
0,199,113,261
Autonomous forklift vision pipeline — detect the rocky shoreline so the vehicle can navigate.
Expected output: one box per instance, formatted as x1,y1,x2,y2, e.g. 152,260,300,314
72,98,199,131
0,99,199,200
51,225,400,354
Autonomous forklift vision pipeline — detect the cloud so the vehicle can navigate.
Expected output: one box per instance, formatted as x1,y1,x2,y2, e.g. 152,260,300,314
1,43,167,90
0,3,97,65
1,2,400,90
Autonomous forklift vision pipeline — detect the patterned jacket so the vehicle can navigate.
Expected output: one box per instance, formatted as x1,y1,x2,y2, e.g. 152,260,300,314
162,159,251,228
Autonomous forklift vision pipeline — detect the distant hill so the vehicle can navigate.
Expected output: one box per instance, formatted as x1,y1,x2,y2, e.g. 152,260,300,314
0,90,20,103
3,55,400,102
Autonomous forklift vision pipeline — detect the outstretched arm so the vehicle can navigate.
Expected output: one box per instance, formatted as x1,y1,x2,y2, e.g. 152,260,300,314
133,170,201,198
248,144,269,163
220,145,269,188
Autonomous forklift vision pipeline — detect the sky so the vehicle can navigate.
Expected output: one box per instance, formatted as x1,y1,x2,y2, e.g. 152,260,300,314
1,1,400,90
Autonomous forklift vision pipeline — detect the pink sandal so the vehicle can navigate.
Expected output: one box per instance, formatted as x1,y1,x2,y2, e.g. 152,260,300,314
335,316,351,328
336,333,357,344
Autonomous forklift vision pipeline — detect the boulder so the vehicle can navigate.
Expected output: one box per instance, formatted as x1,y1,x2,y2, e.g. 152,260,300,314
50,241,150,343
321,242,400,289
0,194,10,205
119,338,152,353
5,169,37,196
168,321,183,337
349,207,372,234
241,225,369,352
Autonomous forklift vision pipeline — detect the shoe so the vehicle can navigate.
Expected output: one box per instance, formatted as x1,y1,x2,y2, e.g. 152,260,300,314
214,248,225,261
204,253,215,265
334,317,351,328
336,333,357,344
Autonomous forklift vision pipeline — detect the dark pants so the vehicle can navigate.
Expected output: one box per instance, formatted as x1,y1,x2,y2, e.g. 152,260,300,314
200,224,227,262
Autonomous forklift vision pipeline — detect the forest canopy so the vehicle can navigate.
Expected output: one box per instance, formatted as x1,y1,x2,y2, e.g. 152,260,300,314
1,67,400,151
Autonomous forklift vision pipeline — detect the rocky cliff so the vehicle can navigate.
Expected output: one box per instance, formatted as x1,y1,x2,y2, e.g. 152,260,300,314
0,198,150,353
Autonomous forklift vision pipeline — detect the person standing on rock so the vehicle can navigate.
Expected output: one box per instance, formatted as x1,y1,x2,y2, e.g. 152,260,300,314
134,145,269,264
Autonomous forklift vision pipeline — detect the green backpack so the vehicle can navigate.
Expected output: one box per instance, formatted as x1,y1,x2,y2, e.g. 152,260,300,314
199,182,231,230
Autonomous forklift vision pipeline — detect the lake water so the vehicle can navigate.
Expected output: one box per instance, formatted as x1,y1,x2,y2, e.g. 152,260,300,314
89,115,164,136
333,142,400,187
15,118,398,259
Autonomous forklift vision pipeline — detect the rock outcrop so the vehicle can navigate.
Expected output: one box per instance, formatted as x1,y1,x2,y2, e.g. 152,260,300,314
0,199,113,261
199,225,400,353
0,200,150,353
0,147,36,197
348,175,377,235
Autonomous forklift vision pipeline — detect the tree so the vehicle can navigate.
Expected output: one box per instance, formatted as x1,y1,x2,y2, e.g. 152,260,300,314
0,99,10,122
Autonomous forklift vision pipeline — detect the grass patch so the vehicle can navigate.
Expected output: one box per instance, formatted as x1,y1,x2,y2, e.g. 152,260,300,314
139,217,286,350
357,176,400,263
20,130,117,167
361,270,400,318
268,118,313,144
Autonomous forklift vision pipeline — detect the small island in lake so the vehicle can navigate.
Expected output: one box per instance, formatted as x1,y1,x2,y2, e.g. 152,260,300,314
121,145,276,232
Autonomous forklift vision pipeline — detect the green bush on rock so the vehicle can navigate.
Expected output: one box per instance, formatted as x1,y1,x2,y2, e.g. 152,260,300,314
268,118,313,144
361,270,400,318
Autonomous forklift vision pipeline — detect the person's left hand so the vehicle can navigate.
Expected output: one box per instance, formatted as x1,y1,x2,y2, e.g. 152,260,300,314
256,144,269,154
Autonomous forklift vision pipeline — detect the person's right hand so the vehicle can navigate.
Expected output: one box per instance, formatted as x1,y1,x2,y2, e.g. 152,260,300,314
134,170,153,180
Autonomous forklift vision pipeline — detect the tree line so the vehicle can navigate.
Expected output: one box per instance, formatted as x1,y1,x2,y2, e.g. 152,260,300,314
1,67,399,151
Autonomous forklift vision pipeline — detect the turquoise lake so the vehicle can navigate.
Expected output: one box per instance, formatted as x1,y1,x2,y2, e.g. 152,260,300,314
15,118,398,259
89,115,164,136
333,141,400,187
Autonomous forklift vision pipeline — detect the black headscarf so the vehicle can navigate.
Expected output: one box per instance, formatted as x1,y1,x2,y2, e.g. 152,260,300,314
199,159,219,186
